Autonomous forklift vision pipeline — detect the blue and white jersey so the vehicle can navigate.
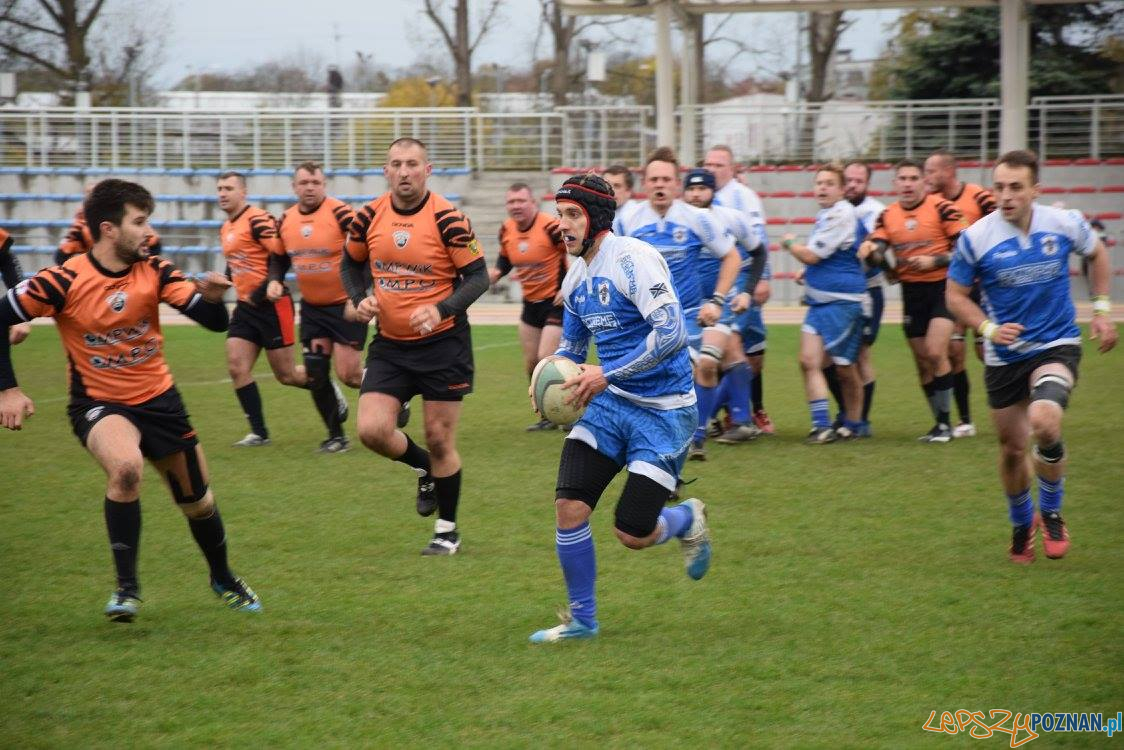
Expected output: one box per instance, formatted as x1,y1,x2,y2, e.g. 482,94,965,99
714,178,771,289
851,195,886,288
557,234,695,409
705,204,765,298
803,199,866,305
949,204,1097,366
613,200,734,312
615,199,642,223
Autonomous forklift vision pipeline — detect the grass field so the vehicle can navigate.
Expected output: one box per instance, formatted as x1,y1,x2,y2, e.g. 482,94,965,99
1,322,1121,748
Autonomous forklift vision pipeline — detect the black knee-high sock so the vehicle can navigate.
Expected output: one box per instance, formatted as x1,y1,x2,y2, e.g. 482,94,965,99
234,382,268,438
932,372,953,427
823,366,845,415
105,498,140,595
304,352,343,438
862,381,875,422
188,508,234,586
751,372,764,412
922,380,937,420
953,370,971,423
435,470,462,525
395,434,432,476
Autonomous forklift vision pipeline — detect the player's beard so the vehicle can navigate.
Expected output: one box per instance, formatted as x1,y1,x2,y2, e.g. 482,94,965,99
115,236,147,265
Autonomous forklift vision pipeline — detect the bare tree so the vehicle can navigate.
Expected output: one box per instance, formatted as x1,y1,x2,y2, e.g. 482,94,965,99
421,0,505,106
0,0,107,98
805,10,851,103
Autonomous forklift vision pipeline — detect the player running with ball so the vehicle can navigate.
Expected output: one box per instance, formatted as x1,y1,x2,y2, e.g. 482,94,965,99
527,174,712,644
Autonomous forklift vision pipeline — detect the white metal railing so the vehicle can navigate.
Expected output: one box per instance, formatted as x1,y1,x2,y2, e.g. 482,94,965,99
0,98,1119,171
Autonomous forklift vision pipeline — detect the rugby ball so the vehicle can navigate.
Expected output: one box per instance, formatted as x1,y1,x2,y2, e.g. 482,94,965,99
531,357,586,426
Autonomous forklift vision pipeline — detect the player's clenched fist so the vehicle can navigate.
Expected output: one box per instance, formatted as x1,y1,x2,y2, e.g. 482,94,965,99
195,272,233,303
353,295,379,324
0,387,35,430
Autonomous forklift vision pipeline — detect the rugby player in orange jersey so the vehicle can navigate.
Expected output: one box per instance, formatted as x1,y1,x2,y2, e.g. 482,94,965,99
861,159,968,443
268,162,403,453
489,181,569,430
0,179,261,621
925,149,999,438
218,171,345,447
342,138,489,556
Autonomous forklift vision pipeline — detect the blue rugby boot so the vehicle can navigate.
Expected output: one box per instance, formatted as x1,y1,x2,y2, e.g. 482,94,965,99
680,498,711,581
211,576,262,612
529,607,599,644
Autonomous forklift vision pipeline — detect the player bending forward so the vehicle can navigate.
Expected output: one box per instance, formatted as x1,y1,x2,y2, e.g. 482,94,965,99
0,179,260,621
528,174,712,643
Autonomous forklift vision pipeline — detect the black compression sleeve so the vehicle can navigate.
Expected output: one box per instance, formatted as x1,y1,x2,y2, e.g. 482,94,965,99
495,254,513,278
341,252,371,306
0,237,22,289
745,244,767,293
435,258,489,320
267,251,292,282
177,294,230,332
0,296,23,388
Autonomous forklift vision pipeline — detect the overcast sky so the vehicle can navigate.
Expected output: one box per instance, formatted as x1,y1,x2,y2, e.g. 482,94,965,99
153,0,899,88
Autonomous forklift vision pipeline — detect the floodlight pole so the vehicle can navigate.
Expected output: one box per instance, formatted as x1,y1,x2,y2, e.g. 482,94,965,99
999,0,1029,152
678,10,700,165
654,0,676,149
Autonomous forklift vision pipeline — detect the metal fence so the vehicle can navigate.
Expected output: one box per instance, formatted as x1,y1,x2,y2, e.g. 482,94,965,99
0,97,1120,171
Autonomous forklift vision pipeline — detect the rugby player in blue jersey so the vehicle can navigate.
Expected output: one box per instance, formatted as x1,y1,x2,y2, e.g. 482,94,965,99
528,174,712,643
782,165,867,444
947,150,1117,563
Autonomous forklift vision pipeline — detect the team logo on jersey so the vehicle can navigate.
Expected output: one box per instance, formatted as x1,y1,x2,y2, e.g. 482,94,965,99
672,227,688,244
518,240,529,254
1041,235,1058,256
225,231,236,245
301,225,314,238
105,291,127,312
649,282,669,299
598,281,610,306
85,406,105,422
468,239,481,255
905,218,918,231
393,230,410,249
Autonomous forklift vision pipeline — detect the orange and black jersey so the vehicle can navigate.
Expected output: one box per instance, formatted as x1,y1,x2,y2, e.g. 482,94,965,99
0,254,219,403
345,191,484,342
0,226,22,289
278,197,355,306
496,212,567,303
221,205,284,304
946,182,996,226
869,194,967,283
58,210,162,260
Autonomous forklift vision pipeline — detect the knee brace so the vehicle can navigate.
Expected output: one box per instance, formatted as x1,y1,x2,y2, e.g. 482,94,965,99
1030,374,1072,410
614,472,669,539
303,346,331,389
166,449,209,505
1033,440,1066,464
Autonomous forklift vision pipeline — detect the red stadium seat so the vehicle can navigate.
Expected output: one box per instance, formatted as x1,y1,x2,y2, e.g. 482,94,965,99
1101,185,1124,193
748,165,777,173
798,191,815,198
1069,186,1096,194
1074,158,1100,166
1039,186,1066,194
1104,157,1124,165
1094,212,1122,221
1044,159,1074,166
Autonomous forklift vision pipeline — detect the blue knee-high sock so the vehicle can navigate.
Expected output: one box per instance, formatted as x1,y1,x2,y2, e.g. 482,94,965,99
694,383,717,441
556,522,597,628
1038,475,1065,515
1007,488,1033,527
809,398,830,429
726,362,753,425
713,372,732,413
654,503,694,546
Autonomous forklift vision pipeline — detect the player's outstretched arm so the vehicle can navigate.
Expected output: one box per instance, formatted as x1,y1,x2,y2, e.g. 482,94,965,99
174,273,232,332
0,302,35,429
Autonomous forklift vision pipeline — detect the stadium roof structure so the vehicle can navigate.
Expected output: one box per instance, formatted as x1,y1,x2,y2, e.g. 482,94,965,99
562,0,1081,163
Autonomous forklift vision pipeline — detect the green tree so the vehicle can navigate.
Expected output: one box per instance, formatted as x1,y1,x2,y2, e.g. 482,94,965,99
873,4,1122,99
